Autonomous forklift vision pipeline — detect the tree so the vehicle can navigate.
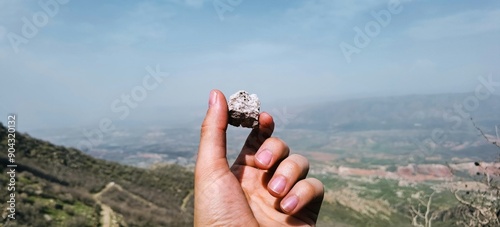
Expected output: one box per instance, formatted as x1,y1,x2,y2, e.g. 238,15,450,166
453,119,500,226
408,191,439,227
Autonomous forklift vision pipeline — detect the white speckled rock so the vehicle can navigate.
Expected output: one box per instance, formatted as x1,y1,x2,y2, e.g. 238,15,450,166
228,90,260,128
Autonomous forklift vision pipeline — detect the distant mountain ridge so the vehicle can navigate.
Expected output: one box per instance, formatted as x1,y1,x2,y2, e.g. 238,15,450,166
289,93,500,132
23,92,500,170
0,123,194,226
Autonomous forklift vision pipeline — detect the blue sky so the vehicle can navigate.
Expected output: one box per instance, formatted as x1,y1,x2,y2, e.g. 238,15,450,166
0,0,499,131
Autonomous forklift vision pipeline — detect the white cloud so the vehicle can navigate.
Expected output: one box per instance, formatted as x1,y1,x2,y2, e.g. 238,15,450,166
407,9,500,40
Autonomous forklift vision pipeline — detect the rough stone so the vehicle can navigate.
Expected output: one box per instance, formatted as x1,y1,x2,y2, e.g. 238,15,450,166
228,90,260,128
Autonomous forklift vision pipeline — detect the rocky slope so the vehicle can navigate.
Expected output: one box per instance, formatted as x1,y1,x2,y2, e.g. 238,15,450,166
0,123,194,226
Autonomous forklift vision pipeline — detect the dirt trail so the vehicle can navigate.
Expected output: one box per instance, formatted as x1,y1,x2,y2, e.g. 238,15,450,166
93,182,119,227
93,181,183,226
108,182,162,210
181,189,193,212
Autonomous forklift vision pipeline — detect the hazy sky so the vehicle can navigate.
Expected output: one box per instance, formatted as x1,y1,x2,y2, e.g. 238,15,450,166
1,0,499,131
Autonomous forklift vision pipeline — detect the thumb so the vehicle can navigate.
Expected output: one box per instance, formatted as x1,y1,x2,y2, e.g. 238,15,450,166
196,90,229,172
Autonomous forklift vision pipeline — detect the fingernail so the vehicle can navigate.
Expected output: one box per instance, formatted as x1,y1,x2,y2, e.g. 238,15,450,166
209,90,217,108
269,175,286,194
281,195,299,213
256,149,272,166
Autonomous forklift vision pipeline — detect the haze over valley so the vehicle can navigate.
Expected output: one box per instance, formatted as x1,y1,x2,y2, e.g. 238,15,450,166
10,92,497,226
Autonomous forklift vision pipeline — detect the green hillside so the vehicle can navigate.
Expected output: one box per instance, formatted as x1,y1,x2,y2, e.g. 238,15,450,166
0,122,194,226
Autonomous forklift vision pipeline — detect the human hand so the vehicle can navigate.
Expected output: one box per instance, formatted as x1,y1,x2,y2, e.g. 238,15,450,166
195,90,324,226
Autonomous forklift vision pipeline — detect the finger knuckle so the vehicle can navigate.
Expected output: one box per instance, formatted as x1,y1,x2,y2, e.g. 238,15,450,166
308,178,324,193
266,137,290,151
286,159,302,172
267,137,284,146
300,180,316,194
290,154,309,168
200,124,210,136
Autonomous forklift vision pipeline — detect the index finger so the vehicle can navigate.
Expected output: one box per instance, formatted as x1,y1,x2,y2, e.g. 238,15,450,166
231,112,274,167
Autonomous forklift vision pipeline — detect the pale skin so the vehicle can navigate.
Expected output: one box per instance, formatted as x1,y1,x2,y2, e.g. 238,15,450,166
195,90,324,226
